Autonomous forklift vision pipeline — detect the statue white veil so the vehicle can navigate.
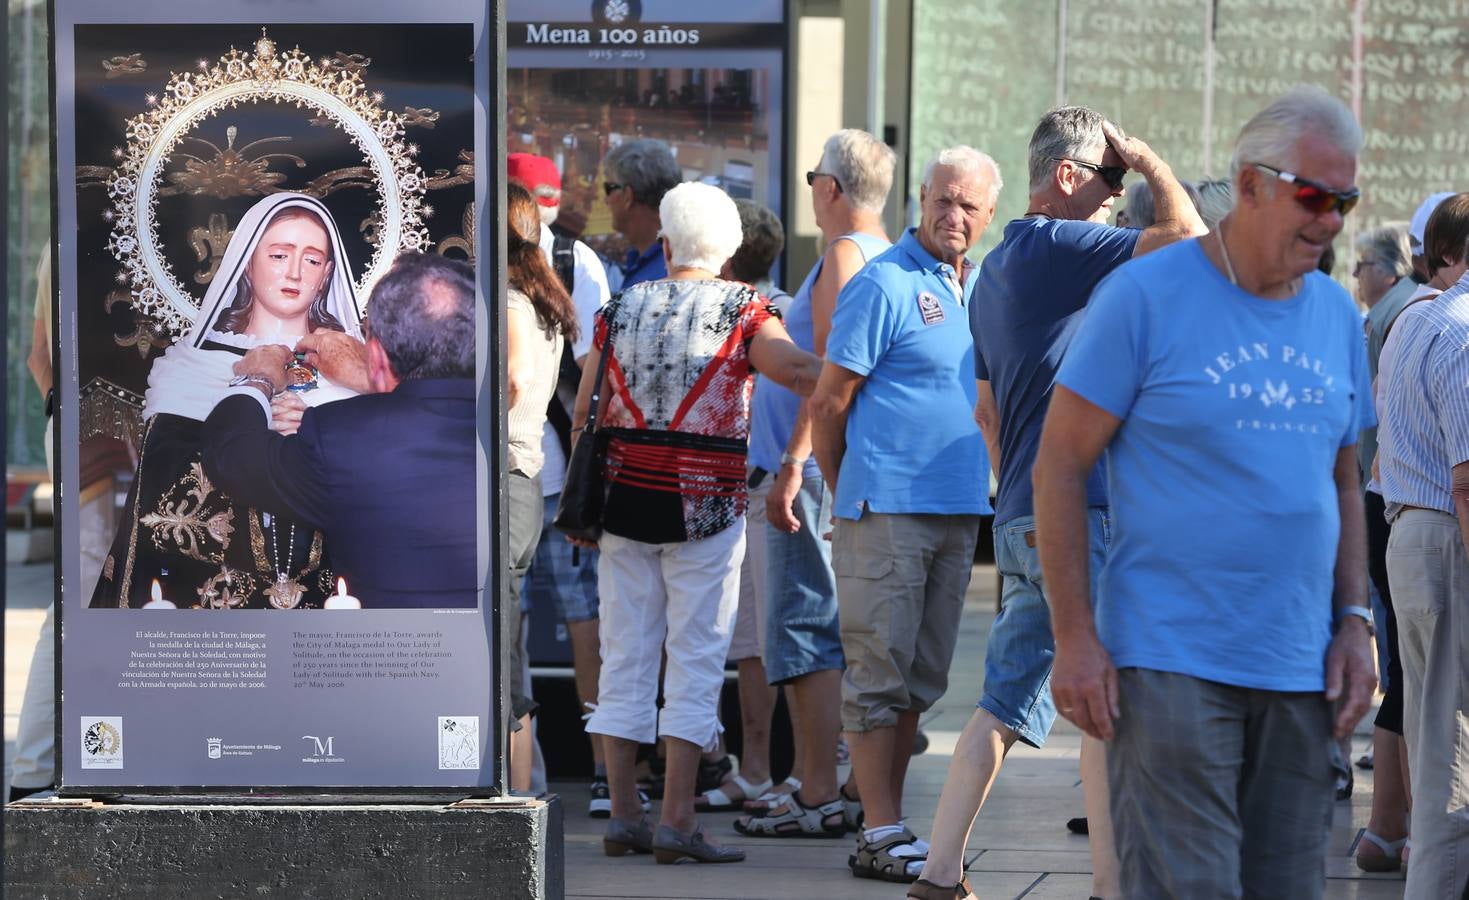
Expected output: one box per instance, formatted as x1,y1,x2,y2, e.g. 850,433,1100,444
141,193,364,421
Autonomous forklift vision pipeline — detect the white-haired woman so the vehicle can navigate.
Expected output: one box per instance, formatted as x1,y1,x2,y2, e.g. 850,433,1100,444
571,182,822,864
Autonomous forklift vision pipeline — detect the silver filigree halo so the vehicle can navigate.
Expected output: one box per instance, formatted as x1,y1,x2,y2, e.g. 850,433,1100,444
104,31,431,336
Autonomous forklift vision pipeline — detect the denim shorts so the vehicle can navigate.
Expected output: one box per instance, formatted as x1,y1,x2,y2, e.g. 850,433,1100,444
521,492,600,623
762,474,845,684
978,508,1110,748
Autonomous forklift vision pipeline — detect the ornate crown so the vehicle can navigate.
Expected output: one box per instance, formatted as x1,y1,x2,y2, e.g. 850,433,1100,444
102,30,431,335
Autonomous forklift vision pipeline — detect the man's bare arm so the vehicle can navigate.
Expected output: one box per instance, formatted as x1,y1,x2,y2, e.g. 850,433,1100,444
1103,122,1207,256
1454,460,1469,569
975,379,1001,481
809,362,866,494
1033,385,1122,740
1324,446,1376,737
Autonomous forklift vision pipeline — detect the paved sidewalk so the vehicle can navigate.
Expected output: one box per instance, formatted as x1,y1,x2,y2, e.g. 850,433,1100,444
552,564,1407,900
6,558,1407,897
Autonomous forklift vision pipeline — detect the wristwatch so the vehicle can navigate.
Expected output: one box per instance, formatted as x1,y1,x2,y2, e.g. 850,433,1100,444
779,452,806,468
228,373,279,396
1334,604,1375,636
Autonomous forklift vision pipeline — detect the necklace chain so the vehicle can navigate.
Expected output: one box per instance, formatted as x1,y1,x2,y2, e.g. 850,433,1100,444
263,512,295,580
1216,226,1239,286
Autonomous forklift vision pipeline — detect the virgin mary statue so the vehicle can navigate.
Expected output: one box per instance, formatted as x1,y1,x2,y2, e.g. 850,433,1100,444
91,192,363,609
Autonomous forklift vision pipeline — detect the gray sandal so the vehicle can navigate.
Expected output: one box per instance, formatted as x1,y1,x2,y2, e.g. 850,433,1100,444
734,791,846,838
849,826,926,883
652,823,746,864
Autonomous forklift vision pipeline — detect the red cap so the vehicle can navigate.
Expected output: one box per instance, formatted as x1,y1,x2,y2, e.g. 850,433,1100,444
507,153,562,207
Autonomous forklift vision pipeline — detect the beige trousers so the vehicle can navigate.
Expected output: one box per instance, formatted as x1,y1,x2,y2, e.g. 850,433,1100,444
1387,508,1469,900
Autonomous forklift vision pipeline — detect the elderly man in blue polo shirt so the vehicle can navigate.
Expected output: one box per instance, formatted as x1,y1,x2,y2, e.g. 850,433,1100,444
810,145,1000,884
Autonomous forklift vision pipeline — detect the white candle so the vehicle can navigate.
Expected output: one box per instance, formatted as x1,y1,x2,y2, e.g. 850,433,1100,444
142,579,176,610
324,577,361,610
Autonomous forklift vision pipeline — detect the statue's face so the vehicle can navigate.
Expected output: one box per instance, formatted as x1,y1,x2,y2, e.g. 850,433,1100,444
246,213,332,329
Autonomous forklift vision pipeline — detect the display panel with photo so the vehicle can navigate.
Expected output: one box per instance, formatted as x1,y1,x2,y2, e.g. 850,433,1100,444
508,0,785,286
54,0,496,789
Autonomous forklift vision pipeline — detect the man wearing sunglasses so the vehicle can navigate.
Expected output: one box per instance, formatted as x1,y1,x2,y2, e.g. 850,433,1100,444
601,139,683,290
919,105,1204,900
1035,85,1376,897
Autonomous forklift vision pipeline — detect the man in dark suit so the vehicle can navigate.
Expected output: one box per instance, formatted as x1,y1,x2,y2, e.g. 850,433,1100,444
201,251,477,609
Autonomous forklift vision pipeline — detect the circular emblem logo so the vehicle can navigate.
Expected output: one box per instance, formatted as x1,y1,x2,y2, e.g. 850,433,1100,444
593,0,642,25
84,721,122,756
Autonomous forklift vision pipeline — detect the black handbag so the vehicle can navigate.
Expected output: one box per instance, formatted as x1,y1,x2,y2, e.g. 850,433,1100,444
552,335,614,541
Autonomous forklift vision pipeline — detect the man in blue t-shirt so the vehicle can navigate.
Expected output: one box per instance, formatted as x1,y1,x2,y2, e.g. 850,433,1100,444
920,106,1206,899
601,139,681,288
1033,86,1378,897
810,146,999,884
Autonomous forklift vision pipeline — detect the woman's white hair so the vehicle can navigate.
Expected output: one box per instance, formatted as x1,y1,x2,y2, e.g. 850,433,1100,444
818,129,897,214
659,182,744,273
1229,84,1362,179
922,146,1003,205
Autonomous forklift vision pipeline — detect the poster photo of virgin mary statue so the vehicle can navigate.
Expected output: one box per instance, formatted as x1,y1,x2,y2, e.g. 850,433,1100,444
67,23,478,611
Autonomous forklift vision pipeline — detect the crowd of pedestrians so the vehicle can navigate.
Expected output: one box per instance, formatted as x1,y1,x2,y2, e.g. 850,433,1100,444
11,78,1466,900
491,81,1469,898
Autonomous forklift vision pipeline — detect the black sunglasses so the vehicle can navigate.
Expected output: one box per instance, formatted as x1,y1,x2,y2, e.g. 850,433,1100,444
1252,163,1360,216
805,170,843,193
1054,157,1127,191
603,181,625,197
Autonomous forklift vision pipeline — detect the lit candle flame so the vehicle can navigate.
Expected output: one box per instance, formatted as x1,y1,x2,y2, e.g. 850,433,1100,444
144,579,176,609
325,577,361,610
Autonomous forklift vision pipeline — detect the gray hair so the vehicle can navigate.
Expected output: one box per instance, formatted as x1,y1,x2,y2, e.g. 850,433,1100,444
603,139,683,210
1355,225,1413,280
1195,178,1235,230
1229,84,1362,178
659,182,744,273
1120,180,1155,228
1028,106,1108,193
817,129,897,214
922,146,1003,206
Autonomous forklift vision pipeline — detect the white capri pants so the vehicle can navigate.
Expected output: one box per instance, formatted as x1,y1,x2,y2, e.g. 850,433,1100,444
586,519,745,749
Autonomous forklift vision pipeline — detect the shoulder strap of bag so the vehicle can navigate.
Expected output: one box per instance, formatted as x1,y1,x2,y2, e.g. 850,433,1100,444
552,233,576,295
583,331,614,437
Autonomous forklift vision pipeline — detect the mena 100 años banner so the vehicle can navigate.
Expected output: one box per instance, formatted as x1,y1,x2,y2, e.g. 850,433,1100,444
53,0,496,789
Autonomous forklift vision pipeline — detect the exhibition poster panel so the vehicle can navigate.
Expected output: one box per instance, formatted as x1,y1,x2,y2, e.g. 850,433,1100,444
507,0,786,286
54,0,496,789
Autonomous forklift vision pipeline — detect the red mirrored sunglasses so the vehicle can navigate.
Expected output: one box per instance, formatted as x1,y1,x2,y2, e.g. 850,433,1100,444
1253,163,1360,216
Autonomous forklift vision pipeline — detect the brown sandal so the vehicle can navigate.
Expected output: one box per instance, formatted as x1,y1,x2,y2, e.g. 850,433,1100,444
906,875,976,900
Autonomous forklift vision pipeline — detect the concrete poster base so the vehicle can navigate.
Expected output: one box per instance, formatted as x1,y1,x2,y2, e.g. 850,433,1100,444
3,794,563,899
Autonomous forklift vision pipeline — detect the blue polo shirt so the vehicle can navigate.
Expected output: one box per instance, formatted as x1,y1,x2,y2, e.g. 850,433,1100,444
620,242,668,288
825,228,991,520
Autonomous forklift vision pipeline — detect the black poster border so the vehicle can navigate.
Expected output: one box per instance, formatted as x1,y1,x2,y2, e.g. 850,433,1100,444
48,0,508,799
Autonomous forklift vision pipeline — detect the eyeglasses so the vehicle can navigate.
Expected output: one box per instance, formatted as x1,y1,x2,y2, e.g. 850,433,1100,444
603,181,625,197
805,170,843,193
1252,163,1360,216
1054,157,1127,191
1352,259,1382,277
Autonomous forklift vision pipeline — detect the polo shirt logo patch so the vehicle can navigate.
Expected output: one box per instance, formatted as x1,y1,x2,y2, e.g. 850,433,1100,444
917,292,946,325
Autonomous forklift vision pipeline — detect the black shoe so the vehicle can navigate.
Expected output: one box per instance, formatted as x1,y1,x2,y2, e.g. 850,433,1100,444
910,729,929,756
1066,816,1089,835
590,779,652,817
695,755,734,794
589,779,612,818
8,785,55,803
